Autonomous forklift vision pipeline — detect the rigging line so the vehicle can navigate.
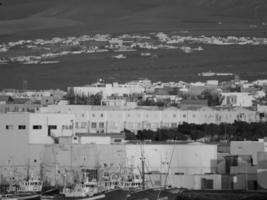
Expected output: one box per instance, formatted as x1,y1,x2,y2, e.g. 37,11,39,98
144,162,153,187
164,142,176,187
156,140,177,200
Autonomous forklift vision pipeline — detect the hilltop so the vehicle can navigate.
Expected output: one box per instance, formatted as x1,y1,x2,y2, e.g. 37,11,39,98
1,0,267,89
0,0,267,40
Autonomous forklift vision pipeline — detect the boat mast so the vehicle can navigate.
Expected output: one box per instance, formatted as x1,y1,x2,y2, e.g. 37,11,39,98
26,158,30,180
140,142,145,190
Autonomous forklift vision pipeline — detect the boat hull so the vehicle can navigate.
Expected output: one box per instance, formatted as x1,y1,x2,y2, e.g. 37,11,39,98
50,188,129,200
2,194,41,200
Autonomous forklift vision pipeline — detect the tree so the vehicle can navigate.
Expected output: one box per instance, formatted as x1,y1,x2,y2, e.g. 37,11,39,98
65,87,76,104
87,93,102,105
201,90,223,106
124,129,137,140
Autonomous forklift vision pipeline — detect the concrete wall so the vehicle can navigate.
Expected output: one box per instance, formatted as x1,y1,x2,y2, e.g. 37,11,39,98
125,143,217,175
0,113,30,166
0,142,217,187
80,136,111,144
230,141,264,165
171,174,222,190
28,113,75,144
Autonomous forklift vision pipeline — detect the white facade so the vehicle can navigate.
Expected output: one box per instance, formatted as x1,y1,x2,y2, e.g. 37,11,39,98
70,83,145,98
80,136,111,144
221,92,254,107
28,113,75,144
125,143,217,175
39,105,258,135
230,141,265,165
0,113,30,165
0,113,75,144
171,174,222,190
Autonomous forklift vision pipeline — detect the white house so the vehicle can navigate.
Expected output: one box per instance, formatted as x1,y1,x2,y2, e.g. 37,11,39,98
221,92,254,107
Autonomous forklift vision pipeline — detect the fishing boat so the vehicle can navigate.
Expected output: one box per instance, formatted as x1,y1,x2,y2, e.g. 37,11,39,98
1,178,42,200
59,179,128,200
62,178,99,198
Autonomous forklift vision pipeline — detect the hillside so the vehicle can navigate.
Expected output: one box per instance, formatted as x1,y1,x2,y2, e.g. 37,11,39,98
1,0,267,89
0,0,267,40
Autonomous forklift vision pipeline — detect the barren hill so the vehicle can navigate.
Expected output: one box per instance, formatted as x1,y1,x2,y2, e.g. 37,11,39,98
1,0,267,39
1,0,267,89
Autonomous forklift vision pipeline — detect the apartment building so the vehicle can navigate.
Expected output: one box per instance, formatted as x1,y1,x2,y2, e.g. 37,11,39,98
40,105,258,135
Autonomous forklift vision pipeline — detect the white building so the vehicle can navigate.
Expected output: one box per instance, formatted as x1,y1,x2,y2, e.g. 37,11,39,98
39,105,258,136
230,141,265,165
69,82,145,98
125,143,217,176
0,113,75,144
221,92,254,107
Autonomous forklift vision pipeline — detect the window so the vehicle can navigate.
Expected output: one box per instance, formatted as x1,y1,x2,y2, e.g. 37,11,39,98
48,125,57,130
114,139,122,143
173,114,176,118
18,125,26,130
81,122,87,128
183,114,186,118
99,122,104,129
33,125,42,130
6,125,14,130
92,114,95,118
62,125,72,130
91,122,97,129
100,113,104,118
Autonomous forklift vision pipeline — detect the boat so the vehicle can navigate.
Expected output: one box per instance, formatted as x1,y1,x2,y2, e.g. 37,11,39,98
0,193,41,200
62,178,99,198
1,178,42,200
17,178,43,194
59,180,128,200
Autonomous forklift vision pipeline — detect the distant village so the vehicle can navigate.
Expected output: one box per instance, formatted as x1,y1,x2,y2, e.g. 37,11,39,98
1,32,267,64
1,75,267,191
